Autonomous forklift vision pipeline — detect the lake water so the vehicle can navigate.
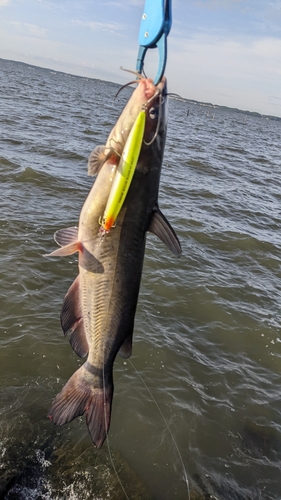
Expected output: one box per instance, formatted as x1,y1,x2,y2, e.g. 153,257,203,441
0,57,281,500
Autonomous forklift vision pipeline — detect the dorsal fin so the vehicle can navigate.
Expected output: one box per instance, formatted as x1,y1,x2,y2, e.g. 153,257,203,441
148,207,182,257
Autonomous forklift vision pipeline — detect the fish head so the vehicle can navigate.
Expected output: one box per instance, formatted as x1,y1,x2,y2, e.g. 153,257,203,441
106,77,168,157
132,76,168,186
142,77,168,147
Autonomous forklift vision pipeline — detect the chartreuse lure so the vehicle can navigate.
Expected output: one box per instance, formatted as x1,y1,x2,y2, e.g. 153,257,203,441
100,109,146,234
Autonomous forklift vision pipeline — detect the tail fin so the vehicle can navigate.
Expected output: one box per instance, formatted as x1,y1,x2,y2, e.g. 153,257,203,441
48,364,113,449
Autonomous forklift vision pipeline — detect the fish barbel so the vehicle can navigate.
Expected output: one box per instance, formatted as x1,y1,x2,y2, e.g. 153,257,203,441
47,76,181,448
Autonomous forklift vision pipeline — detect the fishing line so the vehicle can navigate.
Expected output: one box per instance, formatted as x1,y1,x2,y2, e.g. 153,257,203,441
128,358,191,500
102,366,130,500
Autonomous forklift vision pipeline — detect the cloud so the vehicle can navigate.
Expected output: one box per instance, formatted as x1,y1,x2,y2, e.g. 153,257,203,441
10,22,48,38
0,0,10,6
72,19,125,36
164,32,281,114
170,33,281,79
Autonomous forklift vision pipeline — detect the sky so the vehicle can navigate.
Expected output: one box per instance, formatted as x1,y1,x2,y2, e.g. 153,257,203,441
0,0,281,116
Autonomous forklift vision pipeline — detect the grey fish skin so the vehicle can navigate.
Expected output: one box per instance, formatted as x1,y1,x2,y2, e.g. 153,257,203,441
47,77,181,449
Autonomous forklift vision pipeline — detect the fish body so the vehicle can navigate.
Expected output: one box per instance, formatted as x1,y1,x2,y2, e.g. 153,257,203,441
47,77,181,448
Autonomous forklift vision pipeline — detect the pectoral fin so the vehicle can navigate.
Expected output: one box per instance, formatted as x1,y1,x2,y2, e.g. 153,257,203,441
148,207,182,257
88,145,115,176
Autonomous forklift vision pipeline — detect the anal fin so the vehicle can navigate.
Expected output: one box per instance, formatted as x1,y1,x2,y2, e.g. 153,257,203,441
61,276,89,358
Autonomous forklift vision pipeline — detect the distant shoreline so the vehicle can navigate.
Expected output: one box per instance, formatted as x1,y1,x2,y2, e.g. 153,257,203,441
1,57,281,122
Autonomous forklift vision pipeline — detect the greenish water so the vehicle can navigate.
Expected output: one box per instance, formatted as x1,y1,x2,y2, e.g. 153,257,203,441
0,58,281,499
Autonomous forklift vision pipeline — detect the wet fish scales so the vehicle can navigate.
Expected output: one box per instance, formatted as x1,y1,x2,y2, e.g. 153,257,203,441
47,77,181,448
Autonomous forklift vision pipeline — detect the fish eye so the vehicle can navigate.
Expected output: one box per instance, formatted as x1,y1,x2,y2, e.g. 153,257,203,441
149,107,158,120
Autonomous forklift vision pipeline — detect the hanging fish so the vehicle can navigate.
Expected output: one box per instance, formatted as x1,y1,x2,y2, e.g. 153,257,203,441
46,77,181,449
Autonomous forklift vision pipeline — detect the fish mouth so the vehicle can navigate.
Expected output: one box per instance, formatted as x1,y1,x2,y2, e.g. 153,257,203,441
143,77,167,110
139,76,167,102
117,69,167,101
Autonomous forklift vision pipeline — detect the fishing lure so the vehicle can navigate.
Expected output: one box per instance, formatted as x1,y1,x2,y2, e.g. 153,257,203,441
100,109,146,234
